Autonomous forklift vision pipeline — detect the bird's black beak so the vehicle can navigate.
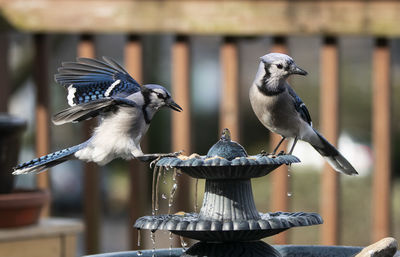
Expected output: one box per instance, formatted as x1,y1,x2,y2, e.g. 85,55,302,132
167,100,183,112
291,65,308,76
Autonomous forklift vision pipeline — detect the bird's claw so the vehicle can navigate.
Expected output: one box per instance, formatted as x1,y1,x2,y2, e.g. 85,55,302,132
149,150,184,168
260,150,275,158
259,150,286,158
260,150,272,156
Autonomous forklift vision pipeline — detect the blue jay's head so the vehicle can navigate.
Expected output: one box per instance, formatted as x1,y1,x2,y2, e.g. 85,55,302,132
258,53,307,83
142,84,182,112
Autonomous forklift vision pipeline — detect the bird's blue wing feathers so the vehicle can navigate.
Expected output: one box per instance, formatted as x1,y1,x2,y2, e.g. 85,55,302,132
55,57,141,106
287,86,312,126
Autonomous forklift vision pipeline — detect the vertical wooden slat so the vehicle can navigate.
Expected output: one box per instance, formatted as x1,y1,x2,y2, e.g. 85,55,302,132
171,35,192,221
320,37,340,245
33,34,50,217
269,36,289,245
220,37,239,141
0,33,9,112
372,37,391,242
78,34,100,255
125,35,148,250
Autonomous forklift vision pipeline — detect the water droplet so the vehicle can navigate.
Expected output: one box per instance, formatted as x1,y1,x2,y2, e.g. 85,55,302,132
168,169,179,214
162,193,167,200
154,167,163,214
152,166,160,215
137,250,142,256
168,232,173,254
287,164,293,197
150,231,156,255
194,179,199,212
163,169,167,184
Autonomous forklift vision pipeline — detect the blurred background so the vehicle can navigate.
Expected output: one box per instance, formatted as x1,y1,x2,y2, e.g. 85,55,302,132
0,1,399,256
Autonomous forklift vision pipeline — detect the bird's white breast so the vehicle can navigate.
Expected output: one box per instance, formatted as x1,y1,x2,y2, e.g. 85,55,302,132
76,93,149,164
249,84,302,138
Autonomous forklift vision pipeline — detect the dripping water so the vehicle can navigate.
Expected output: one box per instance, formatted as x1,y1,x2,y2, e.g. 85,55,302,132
155,167,163,214
194,178,199,212
151,230,156,257
137,229,141,247
168,168,178,214
137,250,142,256
180,236,188,252
152,166,160,215
287,164,293,197
168,232,173,256
163,168,167,184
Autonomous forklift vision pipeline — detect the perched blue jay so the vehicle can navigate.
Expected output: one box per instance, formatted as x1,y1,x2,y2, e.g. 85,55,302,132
13,57,182,175
249,53,357,175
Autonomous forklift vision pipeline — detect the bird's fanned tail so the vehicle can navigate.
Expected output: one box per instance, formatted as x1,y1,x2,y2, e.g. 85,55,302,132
12,142,88,175
310,129,358,175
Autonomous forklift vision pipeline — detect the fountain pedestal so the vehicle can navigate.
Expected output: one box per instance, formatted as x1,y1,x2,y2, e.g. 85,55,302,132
199,179,260,221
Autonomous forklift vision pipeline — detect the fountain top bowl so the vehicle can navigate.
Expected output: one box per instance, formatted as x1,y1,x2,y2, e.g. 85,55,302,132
156,128,300,179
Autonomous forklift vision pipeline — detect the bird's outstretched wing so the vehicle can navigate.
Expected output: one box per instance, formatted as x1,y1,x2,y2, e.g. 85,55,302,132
52,97,138,125
55,57,141,106
287,86,312,126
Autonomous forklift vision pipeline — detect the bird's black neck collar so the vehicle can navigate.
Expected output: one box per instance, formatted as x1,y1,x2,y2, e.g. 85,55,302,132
257,84,286,96
141,89,151,124
257,62,286,96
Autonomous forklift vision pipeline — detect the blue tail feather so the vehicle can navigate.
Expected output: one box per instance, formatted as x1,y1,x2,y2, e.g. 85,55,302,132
13,142,88,175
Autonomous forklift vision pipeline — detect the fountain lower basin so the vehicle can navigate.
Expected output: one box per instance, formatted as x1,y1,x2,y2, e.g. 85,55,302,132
85,245,365,257
135,211,322,242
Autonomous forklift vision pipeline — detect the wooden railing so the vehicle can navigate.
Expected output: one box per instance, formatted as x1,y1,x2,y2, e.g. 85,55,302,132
0,0,395,254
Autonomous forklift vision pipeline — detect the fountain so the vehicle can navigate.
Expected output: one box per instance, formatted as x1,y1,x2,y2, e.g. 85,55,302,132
134,128,322,257
88,129,398,257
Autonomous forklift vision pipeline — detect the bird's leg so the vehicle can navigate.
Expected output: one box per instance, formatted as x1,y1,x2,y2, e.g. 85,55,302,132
271,136,286,155
288,137,298,155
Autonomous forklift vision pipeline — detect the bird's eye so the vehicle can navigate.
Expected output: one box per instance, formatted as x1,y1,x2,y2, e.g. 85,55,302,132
277,64,283,69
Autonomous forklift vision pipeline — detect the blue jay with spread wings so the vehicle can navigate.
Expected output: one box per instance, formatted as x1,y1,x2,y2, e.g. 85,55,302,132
13,57,182,175
249,53,357,175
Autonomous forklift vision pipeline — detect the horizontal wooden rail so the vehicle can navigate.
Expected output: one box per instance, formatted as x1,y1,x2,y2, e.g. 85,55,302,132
2,1,400,36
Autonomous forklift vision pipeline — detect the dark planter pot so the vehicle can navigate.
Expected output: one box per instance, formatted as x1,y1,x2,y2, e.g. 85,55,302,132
0,189,50,228
0,114,26,194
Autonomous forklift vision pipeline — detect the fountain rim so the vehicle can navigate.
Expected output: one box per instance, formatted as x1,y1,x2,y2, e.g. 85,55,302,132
154,154,300,179
155,154,300,168
134,211,323,233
